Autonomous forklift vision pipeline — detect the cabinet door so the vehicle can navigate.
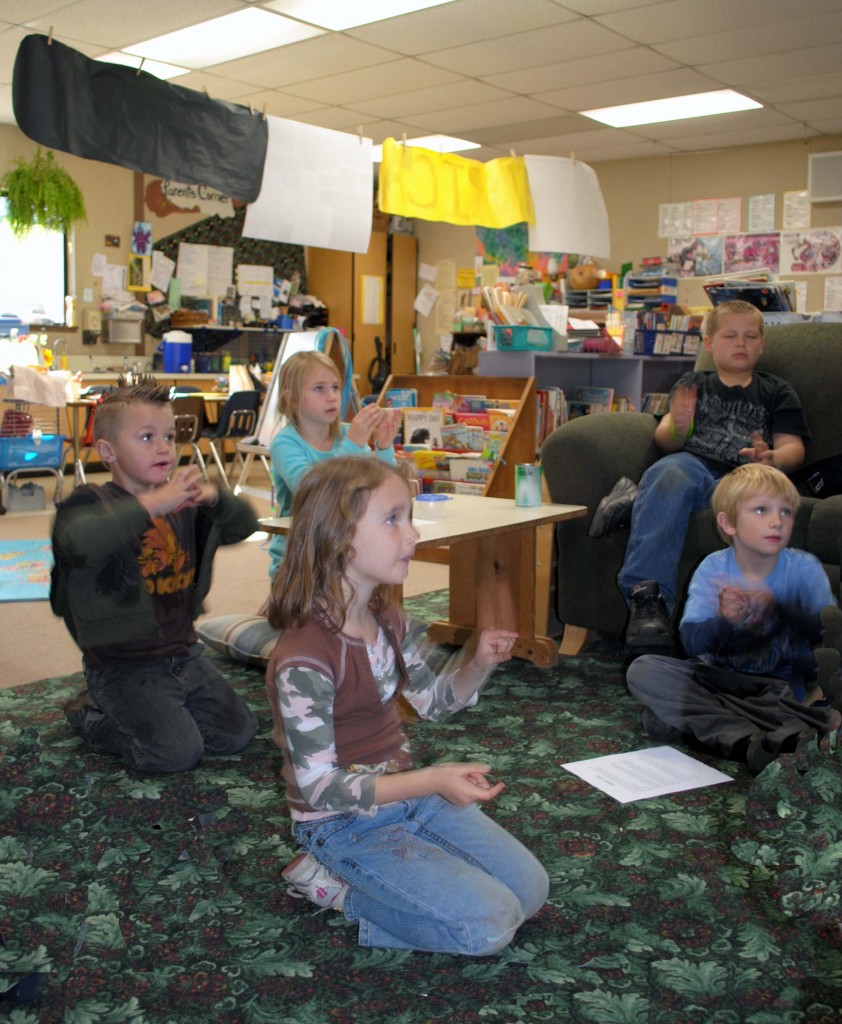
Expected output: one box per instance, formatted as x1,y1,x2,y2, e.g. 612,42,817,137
353,232,388,396
389,233,418,376
306,247,353,339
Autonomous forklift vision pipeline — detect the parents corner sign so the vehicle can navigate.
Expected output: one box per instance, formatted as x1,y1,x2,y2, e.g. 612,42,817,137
145,178,235,218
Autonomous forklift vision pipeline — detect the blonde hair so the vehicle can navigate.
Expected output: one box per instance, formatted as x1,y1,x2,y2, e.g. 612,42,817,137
712,463,800,544
93,374,171,445
703,300,764,340
267,457,412,632
278,351,342,442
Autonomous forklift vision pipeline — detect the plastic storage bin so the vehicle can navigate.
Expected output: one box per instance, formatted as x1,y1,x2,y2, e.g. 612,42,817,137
493,325,554,351
0,433,65,471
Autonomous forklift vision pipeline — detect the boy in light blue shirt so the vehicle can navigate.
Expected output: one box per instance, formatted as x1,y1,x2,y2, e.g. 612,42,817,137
627,463,840,773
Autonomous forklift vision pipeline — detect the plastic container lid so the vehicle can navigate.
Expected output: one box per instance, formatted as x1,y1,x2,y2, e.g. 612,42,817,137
415,493,452,502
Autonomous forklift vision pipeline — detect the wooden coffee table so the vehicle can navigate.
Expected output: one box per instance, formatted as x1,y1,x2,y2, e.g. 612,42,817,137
261,493,587,668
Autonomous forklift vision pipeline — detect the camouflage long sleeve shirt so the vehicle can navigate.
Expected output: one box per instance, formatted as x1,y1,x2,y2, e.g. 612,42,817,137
275,616,489,821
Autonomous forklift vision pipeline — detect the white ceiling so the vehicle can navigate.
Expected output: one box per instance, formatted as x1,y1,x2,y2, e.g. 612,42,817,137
1,0,842,164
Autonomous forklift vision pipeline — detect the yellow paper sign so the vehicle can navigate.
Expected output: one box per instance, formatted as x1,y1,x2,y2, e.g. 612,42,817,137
379,138,534,229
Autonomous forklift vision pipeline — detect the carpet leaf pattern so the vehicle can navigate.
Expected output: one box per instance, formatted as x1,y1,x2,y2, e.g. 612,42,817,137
3,592,842,1021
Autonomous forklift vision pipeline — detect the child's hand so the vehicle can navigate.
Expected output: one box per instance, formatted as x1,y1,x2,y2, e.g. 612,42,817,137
374,408,401,450
475,629,518,670
431,763,505,806
140,466,213,517
669,384,697,436
740,431,773,464
346,403,385,447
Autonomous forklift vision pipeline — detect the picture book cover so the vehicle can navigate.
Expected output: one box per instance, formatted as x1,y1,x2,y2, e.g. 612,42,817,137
384,387,418,408
403,408,444,447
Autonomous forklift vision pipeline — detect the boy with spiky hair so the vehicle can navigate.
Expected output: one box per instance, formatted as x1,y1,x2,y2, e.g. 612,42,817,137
51,375,258,772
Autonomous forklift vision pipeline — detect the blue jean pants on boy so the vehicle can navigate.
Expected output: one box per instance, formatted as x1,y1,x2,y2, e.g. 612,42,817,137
79,643,258,772
618,452,727,611
293,794,549,955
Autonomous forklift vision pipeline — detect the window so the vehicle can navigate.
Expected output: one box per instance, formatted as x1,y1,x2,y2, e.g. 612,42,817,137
0,197,69,326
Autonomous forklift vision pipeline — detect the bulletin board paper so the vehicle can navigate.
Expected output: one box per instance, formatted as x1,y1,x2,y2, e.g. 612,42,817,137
243,116,373,254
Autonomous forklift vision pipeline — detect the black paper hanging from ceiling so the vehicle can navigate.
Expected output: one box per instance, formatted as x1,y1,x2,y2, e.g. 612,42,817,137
12,34,268,203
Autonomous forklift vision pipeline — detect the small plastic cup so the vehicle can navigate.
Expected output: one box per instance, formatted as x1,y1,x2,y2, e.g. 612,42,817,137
414,493,453,520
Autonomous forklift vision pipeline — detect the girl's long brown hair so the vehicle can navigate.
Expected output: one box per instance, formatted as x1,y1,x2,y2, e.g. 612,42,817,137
267,456,411,632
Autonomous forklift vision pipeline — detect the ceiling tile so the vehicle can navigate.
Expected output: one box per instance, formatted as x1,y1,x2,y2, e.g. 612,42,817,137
593,0,842,45
420,18,635,77
281,57,462,104
749,71,842,105
205,34,396,90
19,0,242,50
777,97,842,123
468,114,597,145
536,67,722,112
349,79,513,120
667,123,820,152
285,106,373,131
402,95,568,134
556,0,672,13
809,116,842,133
699,43,842,88
173,70,262,101
219,89,329,119
347,0,578,56
629,106,798,140
482,45,680,93
652,11,842,64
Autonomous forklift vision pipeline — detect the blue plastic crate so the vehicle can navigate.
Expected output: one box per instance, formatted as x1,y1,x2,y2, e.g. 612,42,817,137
493,325,554,351
0,434,65,472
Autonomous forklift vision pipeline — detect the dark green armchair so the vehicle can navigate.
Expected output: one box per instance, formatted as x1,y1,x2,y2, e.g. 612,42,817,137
541,322,842,650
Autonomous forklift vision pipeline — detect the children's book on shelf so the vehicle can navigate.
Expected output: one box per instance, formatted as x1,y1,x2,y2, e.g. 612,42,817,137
641,392,670,415
568,385,614,419
383,387,418,408
403,407,444,447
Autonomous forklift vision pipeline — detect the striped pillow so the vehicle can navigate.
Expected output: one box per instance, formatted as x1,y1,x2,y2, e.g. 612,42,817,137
197,615,281,668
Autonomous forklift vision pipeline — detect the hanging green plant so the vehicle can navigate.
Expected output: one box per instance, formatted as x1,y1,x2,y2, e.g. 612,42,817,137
0,147,87,237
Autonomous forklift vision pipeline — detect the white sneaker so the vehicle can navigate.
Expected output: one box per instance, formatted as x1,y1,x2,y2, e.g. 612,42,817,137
282,852,347,911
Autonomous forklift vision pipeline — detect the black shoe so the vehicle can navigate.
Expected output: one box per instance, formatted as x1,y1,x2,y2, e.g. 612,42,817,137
63,689,95,731
640,707,691,746
588,477,637,538
626,581,672,647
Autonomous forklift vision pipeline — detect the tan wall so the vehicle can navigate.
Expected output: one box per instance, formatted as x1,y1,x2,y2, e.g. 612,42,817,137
5,121,842,373
0,123,210,370
415,133,842,366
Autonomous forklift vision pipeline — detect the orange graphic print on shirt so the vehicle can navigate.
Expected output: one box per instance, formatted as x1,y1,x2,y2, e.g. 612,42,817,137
138,517,195,596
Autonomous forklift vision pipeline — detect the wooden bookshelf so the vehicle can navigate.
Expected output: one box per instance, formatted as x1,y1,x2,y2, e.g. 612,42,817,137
377,374,536,500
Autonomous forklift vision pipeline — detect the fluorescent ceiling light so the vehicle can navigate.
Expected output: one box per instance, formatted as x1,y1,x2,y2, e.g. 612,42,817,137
97,52,189,81
124,9,324,70
372,134,480,162
581,89,762,128
264,0,457,32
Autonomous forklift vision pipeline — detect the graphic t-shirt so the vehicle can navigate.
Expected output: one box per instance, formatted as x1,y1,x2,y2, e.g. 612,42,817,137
668,370,809,468
85,507,198,665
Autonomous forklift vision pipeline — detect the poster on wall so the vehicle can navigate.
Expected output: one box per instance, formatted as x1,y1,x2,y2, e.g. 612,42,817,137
779,230,842,275
723,233,780,275
667,236,723,277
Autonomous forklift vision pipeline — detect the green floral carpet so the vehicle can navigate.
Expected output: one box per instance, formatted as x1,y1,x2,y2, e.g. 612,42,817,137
3,591,842,1023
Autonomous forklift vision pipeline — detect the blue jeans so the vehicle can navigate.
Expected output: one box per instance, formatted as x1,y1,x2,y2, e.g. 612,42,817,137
618,453,727,611
294,796,549,955
80,643,258,772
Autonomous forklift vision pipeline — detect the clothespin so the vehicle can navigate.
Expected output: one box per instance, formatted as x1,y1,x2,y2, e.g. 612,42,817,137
357,126,364,145
248,101,253,115
510,149,516,159
47,26,53,45
570,151,576,163
202,85,210,99
402,133,407,147
262,102,267,121
136,57,145,76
